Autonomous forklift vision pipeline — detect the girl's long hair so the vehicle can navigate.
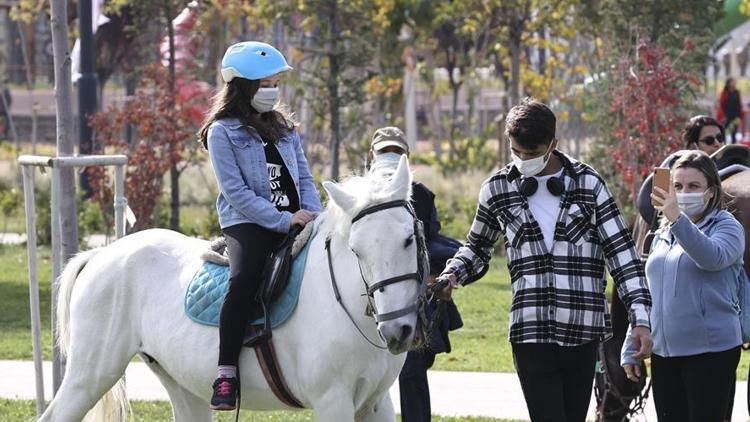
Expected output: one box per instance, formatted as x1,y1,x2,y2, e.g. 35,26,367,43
198,78,294,149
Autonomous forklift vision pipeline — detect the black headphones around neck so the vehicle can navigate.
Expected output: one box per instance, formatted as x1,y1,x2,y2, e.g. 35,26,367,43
519,176,565,197
508,150,573,198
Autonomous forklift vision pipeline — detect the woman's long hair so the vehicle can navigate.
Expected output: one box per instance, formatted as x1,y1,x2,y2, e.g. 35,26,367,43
198,78,294,149
724,77,735,93
681,115,724,148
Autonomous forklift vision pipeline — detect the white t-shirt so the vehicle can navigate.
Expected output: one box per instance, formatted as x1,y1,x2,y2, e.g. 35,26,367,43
526,169,564,251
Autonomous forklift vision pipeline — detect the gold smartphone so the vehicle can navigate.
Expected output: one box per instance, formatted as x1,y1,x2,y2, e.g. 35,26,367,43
652,167,671,205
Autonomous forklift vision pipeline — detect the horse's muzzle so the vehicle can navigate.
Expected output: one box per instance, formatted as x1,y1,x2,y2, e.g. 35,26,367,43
379,322,415,354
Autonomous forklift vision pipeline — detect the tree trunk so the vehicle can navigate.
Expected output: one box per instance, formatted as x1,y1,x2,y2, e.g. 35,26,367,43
446,49,461,159
327,1,341,180
50,0,79,391
507,2,530,110
509,35,521,108
403,48,418,151
422,51,443,158
166,2,180,232
50,0,79,279
17,22,38,154
450,81,460,157
538,26,546,76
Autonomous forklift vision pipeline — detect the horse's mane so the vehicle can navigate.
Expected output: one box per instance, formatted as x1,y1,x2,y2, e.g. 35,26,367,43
322,172,412,239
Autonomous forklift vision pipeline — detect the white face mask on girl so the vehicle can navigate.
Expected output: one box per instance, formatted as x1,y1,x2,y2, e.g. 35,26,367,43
251,87,279,113
676,191,709,218
511,143,553,177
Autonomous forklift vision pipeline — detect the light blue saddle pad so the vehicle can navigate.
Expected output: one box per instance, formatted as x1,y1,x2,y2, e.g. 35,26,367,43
185,224,317,328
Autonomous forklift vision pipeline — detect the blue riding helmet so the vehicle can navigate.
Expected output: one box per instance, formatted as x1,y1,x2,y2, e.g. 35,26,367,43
220,41,293,83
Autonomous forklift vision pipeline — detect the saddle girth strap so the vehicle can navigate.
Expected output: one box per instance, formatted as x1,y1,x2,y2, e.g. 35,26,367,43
252,338,304,408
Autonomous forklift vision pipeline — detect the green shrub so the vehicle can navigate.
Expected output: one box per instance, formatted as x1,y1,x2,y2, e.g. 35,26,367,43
438,135,498,175
184,205,222,239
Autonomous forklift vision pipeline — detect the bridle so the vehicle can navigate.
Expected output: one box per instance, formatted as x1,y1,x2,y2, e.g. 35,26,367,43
325,199,428,350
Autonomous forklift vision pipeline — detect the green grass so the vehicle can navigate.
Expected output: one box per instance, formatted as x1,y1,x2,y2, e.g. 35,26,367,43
0,399,522,421
433,260,512,372
1,242,750,380
0,244,53,360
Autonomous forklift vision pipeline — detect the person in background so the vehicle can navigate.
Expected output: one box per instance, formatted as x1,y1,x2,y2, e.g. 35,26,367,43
198,41,322,411
683,115,725,155
367,126,463,422
717,78,744,143
0,81,12,141
622,150,743,422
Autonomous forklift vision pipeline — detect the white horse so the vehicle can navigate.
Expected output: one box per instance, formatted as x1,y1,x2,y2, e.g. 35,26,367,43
39,156,424,422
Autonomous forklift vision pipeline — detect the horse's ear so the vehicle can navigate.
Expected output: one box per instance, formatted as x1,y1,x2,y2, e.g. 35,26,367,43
323,181,358,212
389,155,413,200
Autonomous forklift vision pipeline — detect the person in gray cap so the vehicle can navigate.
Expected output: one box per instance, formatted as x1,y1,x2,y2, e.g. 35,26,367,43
368,126,411,177
368,126,464,422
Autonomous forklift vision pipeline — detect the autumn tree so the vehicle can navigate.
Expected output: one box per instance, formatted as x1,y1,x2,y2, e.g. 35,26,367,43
585,0,723,213
88,65,202,230
610,41,699,203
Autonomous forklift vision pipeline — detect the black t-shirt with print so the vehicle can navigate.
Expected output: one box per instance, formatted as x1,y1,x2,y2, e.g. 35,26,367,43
263,140,300,213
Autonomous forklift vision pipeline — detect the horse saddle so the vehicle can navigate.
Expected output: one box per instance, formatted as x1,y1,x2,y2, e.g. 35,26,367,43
184,222,317,330
712,144,750,179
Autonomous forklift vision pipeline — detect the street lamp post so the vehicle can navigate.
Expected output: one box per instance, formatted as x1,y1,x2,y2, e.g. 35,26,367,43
78,0,97,197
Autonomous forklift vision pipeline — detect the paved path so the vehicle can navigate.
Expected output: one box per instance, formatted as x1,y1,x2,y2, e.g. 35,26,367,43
1,360,748,421
0,233,108,247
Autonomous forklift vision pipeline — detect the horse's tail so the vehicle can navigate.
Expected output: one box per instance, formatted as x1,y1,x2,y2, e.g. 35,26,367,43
56,248,100,356
56,248,131,422
83,381,129,422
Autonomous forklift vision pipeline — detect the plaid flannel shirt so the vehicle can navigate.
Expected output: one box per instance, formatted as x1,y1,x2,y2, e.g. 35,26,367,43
443,151,652,346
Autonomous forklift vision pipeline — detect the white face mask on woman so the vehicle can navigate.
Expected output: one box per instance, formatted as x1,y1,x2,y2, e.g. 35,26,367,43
676,191,709,218
251,87,279,113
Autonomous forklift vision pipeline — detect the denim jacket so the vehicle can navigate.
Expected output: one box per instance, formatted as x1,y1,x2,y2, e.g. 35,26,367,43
207,117,322,232
621,209,744,365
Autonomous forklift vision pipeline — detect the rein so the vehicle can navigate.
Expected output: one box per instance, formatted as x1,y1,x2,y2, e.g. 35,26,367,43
595,342,651,421
325,199,429,350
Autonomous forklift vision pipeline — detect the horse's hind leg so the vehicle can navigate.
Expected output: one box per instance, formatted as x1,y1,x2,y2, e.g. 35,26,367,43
144,358,211,422
39,311,138,421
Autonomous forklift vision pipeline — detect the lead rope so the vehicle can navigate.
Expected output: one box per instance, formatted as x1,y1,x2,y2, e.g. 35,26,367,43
325,236,388,350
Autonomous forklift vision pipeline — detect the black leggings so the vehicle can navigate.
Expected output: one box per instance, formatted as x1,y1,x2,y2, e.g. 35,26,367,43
651,346,740,422
218,223,283,366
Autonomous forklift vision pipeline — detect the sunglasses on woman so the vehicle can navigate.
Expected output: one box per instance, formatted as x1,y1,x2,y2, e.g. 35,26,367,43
698,134,724,146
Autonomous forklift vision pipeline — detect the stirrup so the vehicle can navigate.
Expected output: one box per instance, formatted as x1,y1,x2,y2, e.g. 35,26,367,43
243,327,271,347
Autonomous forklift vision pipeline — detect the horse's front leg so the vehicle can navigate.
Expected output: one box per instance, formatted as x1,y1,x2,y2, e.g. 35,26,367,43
356,392,396,422
312,394,356,422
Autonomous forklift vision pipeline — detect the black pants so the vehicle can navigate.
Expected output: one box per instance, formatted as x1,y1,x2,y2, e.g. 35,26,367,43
218,223,283,366
651,347,740,422
512,341,598,422
399,350,436,422
725,117,740,144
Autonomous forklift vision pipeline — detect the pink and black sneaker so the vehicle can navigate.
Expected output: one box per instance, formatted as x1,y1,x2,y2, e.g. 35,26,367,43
210,377,239,411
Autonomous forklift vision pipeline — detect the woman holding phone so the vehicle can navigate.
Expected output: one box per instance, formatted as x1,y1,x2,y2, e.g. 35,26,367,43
621,151,744,421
